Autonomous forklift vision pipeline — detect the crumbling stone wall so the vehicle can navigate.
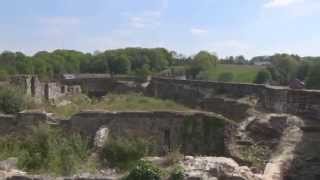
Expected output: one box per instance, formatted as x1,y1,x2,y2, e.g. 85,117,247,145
68,111,233,155
10,75,82,103
148,77,320,120
0,111,233,156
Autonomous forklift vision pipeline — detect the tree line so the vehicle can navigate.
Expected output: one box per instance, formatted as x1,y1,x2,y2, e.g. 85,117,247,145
0,48,176,80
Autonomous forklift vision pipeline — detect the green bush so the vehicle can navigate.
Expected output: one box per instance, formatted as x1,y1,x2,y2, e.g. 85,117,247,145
0,86,26,114
101,137,149,170
169,166,184,180
0,69,9,81
0,124,91,176
218,72,234,82
126,160,162,180
254,69,271,84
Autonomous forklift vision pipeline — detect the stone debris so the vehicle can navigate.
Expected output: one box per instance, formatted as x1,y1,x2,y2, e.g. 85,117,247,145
180,156,262,180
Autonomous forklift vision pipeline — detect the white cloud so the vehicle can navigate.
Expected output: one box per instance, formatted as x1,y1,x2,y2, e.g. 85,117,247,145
190,28,208,35
127,11,161,29
264,0,305,8
39,16,81,26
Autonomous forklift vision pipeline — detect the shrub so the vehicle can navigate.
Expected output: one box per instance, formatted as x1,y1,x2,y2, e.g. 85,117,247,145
218,72,234,82
254,69,271,84
169,166,184,180
0,69,9,81
100,137,149,170
13,124,89,175
165,148,183,166
126,160,162,180
0,86,26,114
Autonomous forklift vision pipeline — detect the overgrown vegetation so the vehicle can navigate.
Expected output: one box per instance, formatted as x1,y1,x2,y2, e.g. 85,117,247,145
125,160,163,180
44,93,190,118
0,124,90,176
0,86,26,114
100,137,152,170
238,144,271,170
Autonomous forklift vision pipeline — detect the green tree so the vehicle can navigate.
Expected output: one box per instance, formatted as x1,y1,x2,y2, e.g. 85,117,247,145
306,63,320,89
269,54,298,85
187,51,218,79
254,69,271,84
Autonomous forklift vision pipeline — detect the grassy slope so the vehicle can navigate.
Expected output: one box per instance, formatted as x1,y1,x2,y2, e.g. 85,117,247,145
206,64,264,83
45,93,190,118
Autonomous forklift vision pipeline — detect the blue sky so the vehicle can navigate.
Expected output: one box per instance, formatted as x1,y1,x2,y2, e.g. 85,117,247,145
0,0,320,58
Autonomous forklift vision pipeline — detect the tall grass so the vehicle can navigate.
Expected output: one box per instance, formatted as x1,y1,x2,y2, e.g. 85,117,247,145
0,124,90,176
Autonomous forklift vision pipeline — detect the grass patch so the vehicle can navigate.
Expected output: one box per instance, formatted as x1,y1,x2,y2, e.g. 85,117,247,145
206,64,264,83
44,93,190,118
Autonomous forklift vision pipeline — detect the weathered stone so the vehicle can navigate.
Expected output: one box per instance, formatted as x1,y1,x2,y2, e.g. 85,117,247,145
94,126,109,149
180,156,262,180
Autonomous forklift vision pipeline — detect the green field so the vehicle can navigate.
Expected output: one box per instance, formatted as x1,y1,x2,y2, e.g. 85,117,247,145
206,64,264,83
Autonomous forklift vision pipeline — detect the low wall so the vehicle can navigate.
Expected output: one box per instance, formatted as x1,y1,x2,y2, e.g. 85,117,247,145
0,111,233,156
148,77,320,120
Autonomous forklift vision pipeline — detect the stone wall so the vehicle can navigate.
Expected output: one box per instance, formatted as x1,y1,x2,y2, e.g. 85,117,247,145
10,75,81,103
148,77,320,120
0,110,233,156
61,74,146,97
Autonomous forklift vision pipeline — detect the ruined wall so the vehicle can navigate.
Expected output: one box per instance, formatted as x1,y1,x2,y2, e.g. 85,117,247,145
0,112,49,136
61,74,147,97
148,77,320,120
0,111,233,156
67,111,233,155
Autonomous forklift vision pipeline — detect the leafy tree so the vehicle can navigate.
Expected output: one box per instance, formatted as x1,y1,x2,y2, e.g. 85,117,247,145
269,54,298,85
187,51,218,79
254,69,271,84
306,62,320,89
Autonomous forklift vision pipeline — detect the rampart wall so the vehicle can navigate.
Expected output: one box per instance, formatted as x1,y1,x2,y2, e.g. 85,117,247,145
0,111,233,156
148,77,320,120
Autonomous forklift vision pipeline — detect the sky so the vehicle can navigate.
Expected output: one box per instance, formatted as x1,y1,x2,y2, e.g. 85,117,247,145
0,0,320,58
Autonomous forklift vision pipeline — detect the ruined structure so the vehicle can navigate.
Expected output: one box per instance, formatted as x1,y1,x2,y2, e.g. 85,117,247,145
10,75,81,102
2,75,320,179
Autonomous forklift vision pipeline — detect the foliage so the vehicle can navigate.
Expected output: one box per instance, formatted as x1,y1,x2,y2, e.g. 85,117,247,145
218,72,234,82
0,69,9,81
0,48,173,79
239,144,271,170
186,51,217,79
306,62,320,89
269,54,299,85
169,166,184,180
125,160,162,180
0,86,26,114
254,69,271,84
100,137,150,170
0,124,89,176
164,148,183,166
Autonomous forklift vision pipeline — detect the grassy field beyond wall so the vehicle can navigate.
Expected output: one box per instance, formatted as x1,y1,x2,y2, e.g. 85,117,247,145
206,64,264,83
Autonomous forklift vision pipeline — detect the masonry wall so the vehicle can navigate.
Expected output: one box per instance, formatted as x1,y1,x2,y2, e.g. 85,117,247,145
148,77,320,120
68,111,232,155
0,111,233,156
